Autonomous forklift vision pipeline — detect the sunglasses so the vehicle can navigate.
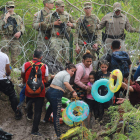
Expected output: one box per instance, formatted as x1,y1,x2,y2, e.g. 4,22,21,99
7,6,15,8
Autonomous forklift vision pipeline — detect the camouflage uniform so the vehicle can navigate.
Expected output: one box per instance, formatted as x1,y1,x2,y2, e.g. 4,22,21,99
74,2,102,62
97,2,139,54
42,0,76,63
0,1,25,67
32,0,54,53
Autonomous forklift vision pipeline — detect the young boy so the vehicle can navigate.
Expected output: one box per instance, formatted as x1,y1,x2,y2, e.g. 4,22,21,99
105,40,132,103
105,40,131,74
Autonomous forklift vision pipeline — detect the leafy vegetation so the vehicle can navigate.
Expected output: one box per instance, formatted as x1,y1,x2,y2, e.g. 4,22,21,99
0,0,140,139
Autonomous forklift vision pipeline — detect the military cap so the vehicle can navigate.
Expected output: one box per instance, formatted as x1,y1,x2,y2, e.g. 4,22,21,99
113,2,122,11
6,1,15,7
84,2,92,8
43,0,55,4
55,0,65,6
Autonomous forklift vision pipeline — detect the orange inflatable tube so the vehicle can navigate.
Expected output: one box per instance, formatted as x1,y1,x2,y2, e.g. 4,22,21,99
49,108,64,124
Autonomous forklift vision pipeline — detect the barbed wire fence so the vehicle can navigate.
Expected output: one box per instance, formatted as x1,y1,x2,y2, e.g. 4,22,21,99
0,0,140,87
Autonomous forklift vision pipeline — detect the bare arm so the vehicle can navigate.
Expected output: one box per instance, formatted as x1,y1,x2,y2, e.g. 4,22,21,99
6,64,11,76
121,82,134,92
112,75,134,93
64,82,77,97
64,82,74,92
44,76,48,84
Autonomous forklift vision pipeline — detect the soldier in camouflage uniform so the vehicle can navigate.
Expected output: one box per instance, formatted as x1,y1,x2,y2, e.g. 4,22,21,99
74,2,102,62
41,0,76,63
33,0,54,54
0,1,25,67
97,2,140,54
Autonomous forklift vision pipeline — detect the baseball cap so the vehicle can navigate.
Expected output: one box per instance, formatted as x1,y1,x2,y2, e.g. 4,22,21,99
6,1,15,7
43,0,55,4
55,0,65,6
113,2,122,11
84,2,92,9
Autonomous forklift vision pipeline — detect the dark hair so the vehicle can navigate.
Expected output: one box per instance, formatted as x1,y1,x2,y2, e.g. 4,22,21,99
111,40,120,50
123,73,134,81
34,49,43,59
89,71,96,77
96,60,109,71
83,50,93,60
99,60,109,67
65,63,76,70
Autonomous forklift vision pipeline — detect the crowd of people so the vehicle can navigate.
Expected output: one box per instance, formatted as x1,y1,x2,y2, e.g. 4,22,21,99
0,0,140,139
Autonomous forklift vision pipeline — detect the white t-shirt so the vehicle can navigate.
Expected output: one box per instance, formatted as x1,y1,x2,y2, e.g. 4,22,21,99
22,63,49,76
0,52,10,80
51,70,70,90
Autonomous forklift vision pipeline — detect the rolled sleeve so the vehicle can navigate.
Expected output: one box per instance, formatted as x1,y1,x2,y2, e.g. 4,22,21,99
45,65,49,76
21,63,25,73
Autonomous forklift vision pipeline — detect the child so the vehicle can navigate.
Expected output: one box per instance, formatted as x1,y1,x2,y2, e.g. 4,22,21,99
105,40,131,103
86,71,98,127
105,40,131,75
95,60,112,121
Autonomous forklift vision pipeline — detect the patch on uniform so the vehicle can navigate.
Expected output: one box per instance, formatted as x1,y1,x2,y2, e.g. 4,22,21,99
56,32,60,36
84,41,87,45
87,24,91,27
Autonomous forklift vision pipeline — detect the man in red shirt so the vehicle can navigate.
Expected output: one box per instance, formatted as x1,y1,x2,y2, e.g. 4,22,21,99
21,49,48,136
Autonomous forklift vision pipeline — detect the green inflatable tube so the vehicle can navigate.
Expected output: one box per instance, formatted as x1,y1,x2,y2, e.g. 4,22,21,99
46,97,70,110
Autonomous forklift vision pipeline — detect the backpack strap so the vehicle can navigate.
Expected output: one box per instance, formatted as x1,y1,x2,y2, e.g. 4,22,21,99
25,61,42,74
38,62,45,69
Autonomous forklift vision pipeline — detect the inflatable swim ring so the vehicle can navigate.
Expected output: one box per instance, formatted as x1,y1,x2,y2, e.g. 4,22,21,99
109,69,122,93
62,107,82,126
91,79,114,103
66,101,89,122
46,97,70,110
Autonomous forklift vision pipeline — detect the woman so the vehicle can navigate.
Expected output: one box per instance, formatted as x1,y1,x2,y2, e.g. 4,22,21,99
74,50,93,100
43,63,77,138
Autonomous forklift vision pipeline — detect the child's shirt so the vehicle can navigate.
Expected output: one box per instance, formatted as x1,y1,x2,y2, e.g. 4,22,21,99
86,82,94,100
95,71,110,96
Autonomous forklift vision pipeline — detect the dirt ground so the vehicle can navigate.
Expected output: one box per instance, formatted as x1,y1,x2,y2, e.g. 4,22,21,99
0,93,110,140
0,95,71,140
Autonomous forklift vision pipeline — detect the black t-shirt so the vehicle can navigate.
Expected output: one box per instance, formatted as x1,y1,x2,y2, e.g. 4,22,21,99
105,52,132,72
95,71,110,96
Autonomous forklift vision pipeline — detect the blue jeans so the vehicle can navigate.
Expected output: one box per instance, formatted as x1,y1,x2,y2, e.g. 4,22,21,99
44,87,64,137
19,86,26,104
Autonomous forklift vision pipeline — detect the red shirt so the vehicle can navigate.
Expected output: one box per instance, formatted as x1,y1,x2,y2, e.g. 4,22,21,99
24,59,47,98
129,82,140,106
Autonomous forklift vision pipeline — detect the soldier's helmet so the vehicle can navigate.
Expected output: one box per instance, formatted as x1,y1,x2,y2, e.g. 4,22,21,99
43,0,55,4
113,2,122,11
84,2,92,9
6,1,15,7
55,0,65,6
